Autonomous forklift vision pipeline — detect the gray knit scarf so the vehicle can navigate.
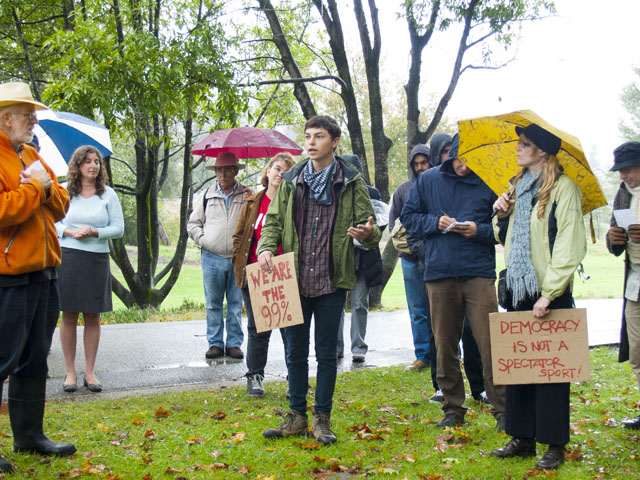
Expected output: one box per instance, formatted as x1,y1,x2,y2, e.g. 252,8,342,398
304,158,335,205
506,170,541,306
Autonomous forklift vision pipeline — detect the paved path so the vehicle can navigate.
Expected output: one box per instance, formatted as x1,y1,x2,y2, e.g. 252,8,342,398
39,299,622,401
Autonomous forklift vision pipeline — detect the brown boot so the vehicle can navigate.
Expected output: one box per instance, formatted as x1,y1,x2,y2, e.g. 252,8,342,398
312,411,337,445
263,410,308,438
491,437,536,458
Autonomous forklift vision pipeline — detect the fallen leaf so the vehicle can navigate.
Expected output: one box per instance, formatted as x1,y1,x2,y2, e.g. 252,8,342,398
232,432,246,443
132,418,144,426
212,411,227,420
155,407,170,418
144,429,156,439
210,450,222,458
238,465,252,474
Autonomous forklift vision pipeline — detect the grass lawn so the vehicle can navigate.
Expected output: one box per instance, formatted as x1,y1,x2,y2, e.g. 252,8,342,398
0,346,638,478
105,238,624,323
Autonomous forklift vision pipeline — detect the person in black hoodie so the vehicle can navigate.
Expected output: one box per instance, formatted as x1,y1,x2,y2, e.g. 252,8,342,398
389,144,432,372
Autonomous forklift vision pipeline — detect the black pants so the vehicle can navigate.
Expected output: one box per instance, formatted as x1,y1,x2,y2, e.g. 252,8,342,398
0,279,59,381
242,287,288,377
505,289,574,446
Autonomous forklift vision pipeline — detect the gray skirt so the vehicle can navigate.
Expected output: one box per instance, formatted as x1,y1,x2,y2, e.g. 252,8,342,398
58,247,113,313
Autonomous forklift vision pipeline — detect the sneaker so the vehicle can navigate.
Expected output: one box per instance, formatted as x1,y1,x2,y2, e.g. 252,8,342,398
312,411,337,445
247,374,266,397
436,413,466,428
623,415,640,429
429,390,445,403
226,346,244,359
472,391,490,404
205,346,224,359
495,413,506,432
263,410,308,439
352,354,365,363
405,360,429,371
536,445,565,470
491,437,536,458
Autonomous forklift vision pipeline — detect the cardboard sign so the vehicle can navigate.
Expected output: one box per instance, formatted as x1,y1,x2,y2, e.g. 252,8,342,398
489,308,590,385
245,252,303,333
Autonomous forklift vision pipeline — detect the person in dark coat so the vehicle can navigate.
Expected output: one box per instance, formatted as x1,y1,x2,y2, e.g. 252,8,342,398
400,134,505,430
388,144,432,372
606,141,640,430
336,155,385,363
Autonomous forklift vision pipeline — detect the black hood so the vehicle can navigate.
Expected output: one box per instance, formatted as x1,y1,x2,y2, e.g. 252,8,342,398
429,133,453,167
409,144,430,180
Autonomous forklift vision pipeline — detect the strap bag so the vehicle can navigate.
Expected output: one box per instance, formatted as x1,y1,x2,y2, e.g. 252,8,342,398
390,218,411,254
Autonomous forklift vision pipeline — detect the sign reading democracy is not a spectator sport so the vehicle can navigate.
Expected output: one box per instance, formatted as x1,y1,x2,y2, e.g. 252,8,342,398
489,308,590,385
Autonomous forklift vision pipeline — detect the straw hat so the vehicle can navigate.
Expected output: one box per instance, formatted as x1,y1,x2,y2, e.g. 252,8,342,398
204,151,245,170
0,82,48,110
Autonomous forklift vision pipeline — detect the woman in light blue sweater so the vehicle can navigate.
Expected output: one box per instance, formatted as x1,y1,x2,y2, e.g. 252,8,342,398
56,146,124,393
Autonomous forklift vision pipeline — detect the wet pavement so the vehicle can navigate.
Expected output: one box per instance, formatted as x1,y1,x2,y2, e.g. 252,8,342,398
40,298,623,401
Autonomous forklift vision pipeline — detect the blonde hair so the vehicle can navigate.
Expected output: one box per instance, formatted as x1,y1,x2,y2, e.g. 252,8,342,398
511,137,561,219
259,152,296,187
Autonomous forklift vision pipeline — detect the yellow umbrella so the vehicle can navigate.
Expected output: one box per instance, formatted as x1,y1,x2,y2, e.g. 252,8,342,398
457,110,607,215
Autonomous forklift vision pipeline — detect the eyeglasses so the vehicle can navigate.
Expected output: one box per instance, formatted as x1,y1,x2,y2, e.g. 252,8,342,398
10,111,37,121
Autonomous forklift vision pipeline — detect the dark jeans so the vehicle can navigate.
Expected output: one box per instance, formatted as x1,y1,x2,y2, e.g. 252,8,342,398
505,289,574,445
0,279,59,381
285,289,347,414
242,287,288,377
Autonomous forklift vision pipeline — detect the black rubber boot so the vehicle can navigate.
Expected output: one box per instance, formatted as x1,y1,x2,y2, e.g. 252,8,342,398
0,381,15,473
8,375,76,456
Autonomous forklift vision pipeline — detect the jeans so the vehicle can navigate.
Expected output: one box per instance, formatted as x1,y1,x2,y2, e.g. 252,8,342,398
0,278,59,381
286,289,347,414
337,270,369,356
401,258,430,363
243,287,287,377
201,250,243,349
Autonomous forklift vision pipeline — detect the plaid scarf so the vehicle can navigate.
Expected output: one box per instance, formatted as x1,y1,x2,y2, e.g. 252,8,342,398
506,170,541,306
303,158,335,205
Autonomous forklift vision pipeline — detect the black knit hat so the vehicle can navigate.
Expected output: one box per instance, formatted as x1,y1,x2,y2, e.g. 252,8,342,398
610,141,640,172
515,123,561,156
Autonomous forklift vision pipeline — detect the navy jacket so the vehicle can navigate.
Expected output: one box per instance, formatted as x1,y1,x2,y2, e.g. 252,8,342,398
399,157,497,282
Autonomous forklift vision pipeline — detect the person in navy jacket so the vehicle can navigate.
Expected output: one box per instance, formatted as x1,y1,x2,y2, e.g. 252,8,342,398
400,133,505,430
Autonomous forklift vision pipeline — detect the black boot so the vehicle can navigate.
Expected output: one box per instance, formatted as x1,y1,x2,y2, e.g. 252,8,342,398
0,381,15,473
536,445,565,470
8,375,76,456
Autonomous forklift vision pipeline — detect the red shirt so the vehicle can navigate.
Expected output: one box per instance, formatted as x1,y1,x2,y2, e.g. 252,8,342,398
249,193,281,264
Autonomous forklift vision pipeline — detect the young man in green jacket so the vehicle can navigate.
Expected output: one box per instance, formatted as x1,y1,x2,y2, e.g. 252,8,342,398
257,115,380,444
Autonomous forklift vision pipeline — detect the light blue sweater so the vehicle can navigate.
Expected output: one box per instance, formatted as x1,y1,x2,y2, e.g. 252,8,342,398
56,186,124,253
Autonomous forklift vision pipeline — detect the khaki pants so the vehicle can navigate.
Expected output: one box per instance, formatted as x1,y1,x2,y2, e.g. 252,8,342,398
426,277,505,417
624,299,640,390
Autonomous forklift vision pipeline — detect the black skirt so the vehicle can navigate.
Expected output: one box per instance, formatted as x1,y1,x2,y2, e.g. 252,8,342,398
58,247,113,313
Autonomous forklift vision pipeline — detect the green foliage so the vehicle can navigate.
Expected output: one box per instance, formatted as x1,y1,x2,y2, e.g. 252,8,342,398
620,64,640,142
0,347,638,478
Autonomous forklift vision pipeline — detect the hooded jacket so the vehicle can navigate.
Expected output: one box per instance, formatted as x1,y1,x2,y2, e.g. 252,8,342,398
389,144,430,262
400,149,497,282
0,131,69,276
256,157,381,291
430,133,453,167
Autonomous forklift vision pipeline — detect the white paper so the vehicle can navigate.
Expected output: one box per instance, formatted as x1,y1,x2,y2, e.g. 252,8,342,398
24,160,44,174
613,209,638,231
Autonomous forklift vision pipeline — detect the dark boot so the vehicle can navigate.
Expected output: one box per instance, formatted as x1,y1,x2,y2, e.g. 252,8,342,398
311,411,337,445
8,375,76,456
0,381,14,473
263,410,308,439
536,445,565,470
491,437,536,458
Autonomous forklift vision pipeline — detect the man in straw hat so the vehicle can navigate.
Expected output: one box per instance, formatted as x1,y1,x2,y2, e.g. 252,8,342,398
607,141,640,431
188,151,251,361
0,82,75,473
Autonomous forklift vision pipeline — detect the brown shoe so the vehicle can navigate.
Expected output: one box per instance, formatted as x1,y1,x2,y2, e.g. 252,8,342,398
405,360,428,371
225,346,244,359
312,411,337,445
263,410,308,438
491,437,536,458
205,346,224,359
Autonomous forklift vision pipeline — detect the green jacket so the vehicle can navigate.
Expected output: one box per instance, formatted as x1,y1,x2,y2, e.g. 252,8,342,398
257,157,381,291
495,174,586,301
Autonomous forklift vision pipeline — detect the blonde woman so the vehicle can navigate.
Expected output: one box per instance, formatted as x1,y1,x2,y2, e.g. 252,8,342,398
491,124,586,469
232,152,296,397
56,146,124,393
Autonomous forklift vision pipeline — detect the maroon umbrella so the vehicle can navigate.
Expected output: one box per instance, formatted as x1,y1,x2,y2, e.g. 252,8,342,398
191,126,303,159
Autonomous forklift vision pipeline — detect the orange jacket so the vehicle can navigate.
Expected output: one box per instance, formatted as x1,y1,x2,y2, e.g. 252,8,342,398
0,131,69,275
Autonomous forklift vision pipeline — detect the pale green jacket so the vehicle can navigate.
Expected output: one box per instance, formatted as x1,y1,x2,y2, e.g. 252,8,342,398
257,158,381,291
495,174,586,301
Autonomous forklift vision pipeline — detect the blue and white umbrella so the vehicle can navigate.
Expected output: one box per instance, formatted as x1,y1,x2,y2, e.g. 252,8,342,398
34,110,113,177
